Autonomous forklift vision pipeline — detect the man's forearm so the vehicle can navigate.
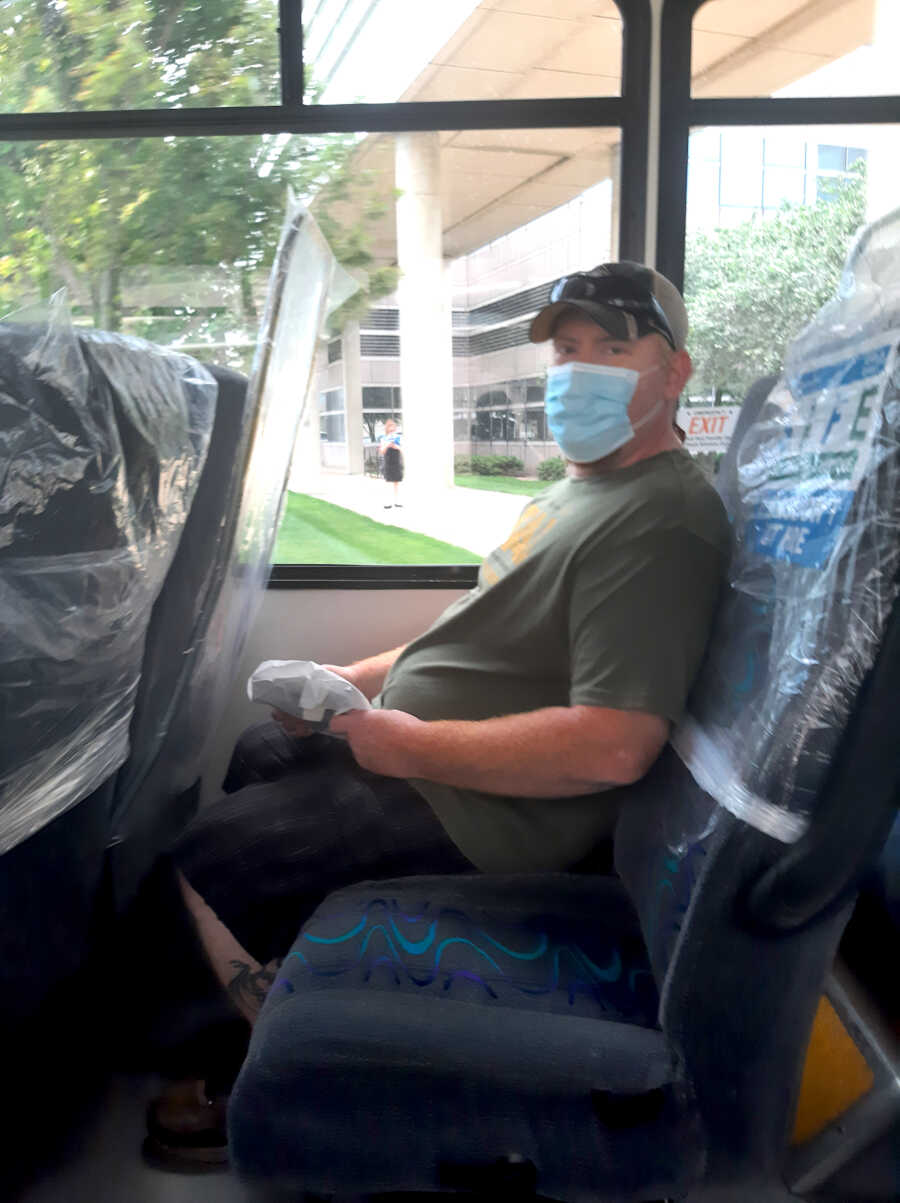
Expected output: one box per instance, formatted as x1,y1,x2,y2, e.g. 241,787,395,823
332,705,668,797
409,708,658,795
337,644,407,700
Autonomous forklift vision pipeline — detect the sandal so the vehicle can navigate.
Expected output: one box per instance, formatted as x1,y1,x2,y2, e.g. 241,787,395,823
144,1078,229,1169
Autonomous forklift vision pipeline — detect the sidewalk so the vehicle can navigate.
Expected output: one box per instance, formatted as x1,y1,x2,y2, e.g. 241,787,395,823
301,471,531,558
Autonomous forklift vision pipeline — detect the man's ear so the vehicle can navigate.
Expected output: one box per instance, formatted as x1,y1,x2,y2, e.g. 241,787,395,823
666,349,693,399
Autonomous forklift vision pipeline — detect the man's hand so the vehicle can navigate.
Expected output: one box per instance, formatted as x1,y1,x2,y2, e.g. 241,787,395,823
329,709,426,778
269,661,389,739
271,709,317,739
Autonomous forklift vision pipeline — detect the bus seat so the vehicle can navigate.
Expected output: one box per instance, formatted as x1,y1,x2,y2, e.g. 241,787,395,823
0,316,217,1025
228,214,900,1199
1,205,346,1034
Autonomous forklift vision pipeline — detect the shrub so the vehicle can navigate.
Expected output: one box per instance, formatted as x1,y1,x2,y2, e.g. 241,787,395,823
537,456,566,481
470,454,524,476
493,455,524,476
454,455,472,474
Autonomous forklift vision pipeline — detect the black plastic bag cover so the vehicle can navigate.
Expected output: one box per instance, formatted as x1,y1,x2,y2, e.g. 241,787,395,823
0,300,216,852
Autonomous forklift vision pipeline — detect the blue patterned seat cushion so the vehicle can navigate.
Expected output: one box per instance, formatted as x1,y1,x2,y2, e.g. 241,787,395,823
268,872,659,1024
230,875,702,1200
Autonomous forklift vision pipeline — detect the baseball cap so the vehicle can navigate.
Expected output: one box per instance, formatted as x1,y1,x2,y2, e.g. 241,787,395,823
529,260,688,351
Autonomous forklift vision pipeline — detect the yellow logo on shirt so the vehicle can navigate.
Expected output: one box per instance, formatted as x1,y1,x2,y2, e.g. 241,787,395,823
480,501,557,589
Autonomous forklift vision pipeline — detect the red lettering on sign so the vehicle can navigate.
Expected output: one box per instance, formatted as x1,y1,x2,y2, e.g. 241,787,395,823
686,413,730,436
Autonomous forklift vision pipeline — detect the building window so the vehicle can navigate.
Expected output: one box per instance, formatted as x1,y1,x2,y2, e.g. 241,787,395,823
320,389,346,447
362,386,402,446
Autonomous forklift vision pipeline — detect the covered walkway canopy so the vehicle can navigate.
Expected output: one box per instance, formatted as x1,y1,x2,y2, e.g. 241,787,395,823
315,0,875,266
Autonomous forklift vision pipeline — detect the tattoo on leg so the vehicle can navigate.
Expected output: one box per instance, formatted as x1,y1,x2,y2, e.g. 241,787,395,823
227,958,284,1020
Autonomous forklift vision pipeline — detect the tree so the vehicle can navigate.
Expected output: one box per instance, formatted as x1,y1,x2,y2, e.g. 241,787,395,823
684,163,867,402
0,1,396,354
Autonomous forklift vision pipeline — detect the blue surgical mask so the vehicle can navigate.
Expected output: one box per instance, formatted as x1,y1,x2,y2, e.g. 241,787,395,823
544,361,662,463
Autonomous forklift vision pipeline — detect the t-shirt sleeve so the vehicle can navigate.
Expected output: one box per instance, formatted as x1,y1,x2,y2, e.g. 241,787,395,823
568,527,726,723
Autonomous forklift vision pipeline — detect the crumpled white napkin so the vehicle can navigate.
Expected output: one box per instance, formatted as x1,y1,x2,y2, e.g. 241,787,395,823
247,659,370,727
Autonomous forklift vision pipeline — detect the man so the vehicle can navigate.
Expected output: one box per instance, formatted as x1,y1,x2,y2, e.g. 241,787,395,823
145,261,731,1165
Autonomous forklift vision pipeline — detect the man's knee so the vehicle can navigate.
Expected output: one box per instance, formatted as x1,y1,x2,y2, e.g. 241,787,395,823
222,720,303,792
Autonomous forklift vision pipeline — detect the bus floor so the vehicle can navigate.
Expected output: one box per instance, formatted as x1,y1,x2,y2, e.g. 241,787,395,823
9,1064,897,1203
11,1072,265,1203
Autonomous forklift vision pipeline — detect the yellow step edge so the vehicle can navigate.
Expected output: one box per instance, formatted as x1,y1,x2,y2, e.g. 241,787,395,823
792,993,875,1146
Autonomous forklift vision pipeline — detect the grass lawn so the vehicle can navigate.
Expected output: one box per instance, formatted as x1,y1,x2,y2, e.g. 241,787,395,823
274,492,480,565
453,473,549,497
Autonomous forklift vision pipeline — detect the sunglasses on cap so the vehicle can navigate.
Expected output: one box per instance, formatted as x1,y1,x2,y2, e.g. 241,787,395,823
549,272,677,350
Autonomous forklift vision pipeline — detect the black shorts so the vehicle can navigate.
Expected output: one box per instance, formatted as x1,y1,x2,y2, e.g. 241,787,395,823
174,722,474,964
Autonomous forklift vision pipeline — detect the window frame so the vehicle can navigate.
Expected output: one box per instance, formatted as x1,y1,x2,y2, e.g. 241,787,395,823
0,0,651,588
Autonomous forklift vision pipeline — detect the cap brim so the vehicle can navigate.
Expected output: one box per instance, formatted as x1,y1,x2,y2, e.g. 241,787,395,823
529,299,633,343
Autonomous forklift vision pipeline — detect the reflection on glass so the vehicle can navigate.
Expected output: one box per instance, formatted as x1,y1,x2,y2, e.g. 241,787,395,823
303,0,622,104
0,0,280,112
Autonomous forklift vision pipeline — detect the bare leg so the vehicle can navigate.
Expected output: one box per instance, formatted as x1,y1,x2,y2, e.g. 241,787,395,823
177,870,281,1026
144,873,269,1161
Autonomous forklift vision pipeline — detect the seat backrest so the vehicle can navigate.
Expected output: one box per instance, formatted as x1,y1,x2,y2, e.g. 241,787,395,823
0,312,217,1025
680,205,900,844
0,309,216,856
615,208,900,1185
105,363,251,904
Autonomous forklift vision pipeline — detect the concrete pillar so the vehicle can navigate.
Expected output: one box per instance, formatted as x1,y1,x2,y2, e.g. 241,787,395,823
395,132,454,491
342,318,365,474
865,1,899,225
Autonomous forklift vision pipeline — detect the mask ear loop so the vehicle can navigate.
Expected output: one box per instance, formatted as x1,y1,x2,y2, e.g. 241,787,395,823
631,399,664,431
627,362,667,433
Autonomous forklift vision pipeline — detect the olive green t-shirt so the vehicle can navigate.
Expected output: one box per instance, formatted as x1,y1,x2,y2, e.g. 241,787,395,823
377,449,731,873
